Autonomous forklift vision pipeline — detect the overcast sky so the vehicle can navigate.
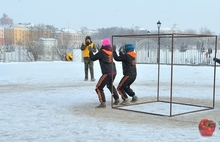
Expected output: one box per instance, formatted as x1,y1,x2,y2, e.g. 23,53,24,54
1,0,220,34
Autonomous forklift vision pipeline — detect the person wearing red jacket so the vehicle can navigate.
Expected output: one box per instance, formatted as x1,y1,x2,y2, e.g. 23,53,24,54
113,44,138,105
88,38,120,108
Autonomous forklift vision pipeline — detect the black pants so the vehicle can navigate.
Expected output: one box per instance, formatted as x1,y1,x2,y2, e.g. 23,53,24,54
117,75,136,99
95,74,119,103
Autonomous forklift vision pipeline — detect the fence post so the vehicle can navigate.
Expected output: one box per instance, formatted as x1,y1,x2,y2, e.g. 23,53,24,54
4,46,6,62
19,46,20,62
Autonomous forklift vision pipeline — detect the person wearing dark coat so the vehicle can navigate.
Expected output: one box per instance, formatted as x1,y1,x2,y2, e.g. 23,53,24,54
89,38,120,108
113,44,138,105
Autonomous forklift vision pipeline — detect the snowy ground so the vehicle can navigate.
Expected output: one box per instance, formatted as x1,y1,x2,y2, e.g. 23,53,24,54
0,61,220,142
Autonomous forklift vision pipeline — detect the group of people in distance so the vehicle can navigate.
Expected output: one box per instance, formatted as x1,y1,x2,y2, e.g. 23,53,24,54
81,36,138,108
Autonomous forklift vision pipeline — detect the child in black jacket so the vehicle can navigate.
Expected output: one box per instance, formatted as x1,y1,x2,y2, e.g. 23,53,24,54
89,38,120,108
113,44,138,105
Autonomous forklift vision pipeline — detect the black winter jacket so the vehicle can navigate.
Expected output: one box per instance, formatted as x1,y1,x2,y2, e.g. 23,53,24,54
90,49,116,75
113,51,137,76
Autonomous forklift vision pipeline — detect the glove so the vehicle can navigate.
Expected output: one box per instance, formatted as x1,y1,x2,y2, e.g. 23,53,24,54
88,46,93,52
213,57,217,62
81,43,86,51
96,44,101,51
213,57,220,64
113,45,116,51
97,47,101,51
119,45,125,53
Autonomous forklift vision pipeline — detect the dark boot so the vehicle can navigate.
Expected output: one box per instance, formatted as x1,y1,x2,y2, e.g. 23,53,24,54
120,98,129,105
95,102,106,108
90,69,95,81
131,96,138,102
113,99,120,105
84,69,88,81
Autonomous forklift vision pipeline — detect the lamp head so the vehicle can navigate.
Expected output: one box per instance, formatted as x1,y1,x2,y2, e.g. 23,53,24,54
157,20,161,28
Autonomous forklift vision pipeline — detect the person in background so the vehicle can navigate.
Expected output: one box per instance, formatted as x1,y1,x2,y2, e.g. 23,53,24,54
81,36,96,81
88,38,120,108
113,44,138,105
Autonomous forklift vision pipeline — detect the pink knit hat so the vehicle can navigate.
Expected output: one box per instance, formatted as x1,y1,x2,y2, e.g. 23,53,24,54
102,38,111,46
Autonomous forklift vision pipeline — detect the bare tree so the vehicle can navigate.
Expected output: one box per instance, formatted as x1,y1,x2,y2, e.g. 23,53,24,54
23,26,50,61
24,44,43,61
55,33,72,61
199,27,212,34
81,27,89,34
184,29,197,34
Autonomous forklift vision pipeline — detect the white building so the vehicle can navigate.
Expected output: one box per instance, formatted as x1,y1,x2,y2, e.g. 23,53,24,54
53,28,85,48
36,38,58,60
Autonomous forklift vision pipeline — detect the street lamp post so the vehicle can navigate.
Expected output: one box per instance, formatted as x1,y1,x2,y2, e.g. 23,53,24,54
156,20,161,101
157,20,161,63
147,31,150,57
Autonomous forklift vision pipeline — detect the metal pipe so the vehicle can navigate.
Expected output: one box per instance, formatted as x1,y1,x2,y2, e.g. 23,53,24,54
170,34,174,116
157,22,161,101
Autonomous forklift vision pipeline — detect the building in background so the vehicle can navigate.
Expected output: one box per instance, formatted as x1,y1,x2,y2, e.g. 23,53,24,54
27,24,52,42
4,24,29,46
0,26,4,45
53,28,85,48
4,23,52,46
0,13,13,25
35,38,58,60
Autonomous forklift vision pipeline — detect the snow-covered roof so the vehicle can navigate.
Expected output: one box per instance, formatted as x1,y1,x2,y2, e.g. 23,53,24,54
38,38,57,41
60,28,80,33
